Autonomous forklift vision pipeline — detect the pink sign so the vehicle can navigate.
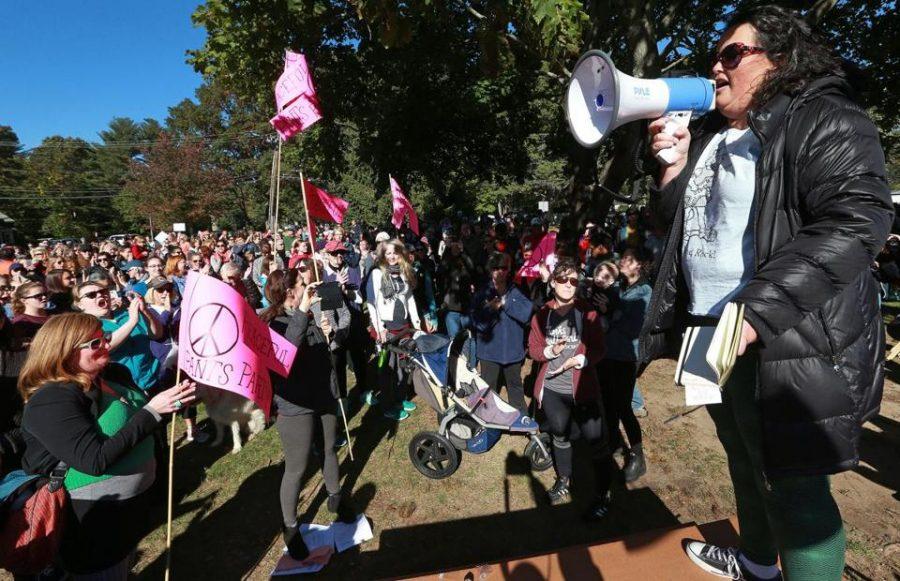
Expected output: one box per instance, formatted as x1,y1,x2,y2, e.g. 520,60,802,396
178,272,298,418
390,176,419,235
270,50,322,141
516,231,557,282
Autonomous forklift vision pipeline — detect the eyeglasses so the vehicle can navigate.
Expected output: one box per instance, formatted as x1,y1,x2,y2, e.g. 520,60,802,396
712,42,766,70
554,275,579,287
76,334,111,351
297,266,309,272
157,286,172,294
0,286,12,292
24,292,47,300
81,289,110,300
191,259,203,265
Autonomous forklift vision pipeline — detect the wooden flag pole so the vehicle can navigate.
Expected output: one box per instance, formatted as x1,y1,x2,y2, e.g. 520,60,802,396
299,171,354,460
164,366,183,581
267,145,278,230
298,171,320,281
274,140,283,231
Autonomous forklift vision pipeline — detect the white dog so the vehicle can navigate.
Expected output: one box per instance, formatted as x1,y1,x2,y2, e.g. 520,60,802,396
200,388,266,454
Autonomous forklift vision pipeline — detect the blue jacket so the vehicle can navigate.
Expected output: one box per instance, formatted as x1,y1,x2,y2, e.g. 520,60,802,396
604,279,651,361
471,283,533,365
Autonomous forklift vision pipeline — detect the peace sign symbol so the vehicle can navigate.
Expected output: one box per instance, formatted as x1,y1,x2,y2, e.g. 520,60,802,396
189,303,239,358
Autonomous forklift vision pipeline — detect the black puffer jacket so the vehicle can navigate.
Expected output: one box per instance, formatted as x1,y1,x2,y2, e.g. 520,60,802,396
639,76,892,479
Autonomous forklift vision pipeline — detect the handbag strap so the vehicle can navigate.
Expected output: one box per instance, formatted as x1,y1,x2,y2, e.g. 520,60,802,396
47,461,68,493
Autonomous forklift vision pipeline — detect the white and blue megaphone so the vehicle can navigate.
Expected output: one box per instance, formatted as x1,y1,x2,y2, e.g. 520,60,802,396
565,50,716,165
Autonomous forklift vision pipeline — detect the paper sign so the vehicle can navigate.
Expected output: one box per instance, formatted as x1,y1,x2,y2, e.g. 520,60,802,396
516,231,556,281
538,201,549,212
154,232,168,246
333,514,374,553
173,223,186,232
177,272,297,418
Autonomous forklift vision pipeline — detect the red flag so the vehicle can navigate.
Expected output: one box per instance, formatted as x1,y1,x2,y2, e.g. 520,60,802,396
304,179,348,223
390,176,419,235
270,51,322,140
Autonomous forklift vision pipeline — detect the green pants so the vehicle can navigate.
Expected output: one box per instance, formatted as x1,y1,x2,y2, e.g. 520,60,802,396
706,353,846,580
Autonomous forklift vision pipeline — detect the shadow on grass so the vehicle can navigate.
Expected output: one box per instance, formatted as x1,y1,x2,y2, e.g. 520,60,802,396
317,444,684,580
137,463,282,579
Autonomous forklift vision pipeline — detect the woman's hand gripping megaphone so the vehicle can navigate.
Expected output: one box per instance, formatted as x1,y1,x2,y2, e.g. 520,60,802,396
649,117,691,187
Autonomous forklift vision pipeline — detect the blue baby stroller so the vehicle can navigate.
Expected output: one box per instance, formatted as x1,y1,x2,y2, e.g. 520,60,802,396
386,333,552,479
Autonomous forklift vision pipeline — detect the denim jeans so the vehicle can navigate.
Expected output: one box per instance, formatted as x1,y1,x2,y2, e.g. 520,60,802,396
631,383,645,410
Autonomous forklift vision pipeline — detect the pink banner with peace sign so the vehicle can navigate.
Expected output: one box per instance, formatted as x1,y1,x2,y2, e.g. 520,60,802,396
177,272,298,418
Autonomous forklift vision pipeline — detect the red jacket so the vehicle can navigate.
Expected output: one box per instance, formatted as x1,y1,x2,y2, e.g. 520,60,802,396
528,299,605,406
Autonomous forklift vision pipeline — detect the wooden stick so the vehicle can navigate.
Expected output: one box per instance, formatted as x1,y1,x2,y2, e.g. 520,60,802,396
274,140,283,231
887,341,900,362
267,145,278,230
164,367,182,581
298,170,320,281
337,397,355,461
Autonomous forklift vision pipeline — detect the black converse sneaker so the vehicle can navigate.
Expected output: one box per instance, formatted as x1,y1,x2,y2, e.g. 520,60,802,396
684,541,783,580
685,541,742,578
547,477,571,504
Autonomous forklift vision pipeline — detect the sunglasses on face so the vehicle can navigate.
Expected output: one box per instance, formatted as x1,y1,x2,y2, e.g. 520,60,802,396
24,292,47,300
297,266,309,272
76,334,111,351
157,286,173,294
491,266,509,272
712,42,766,70
554,275,579,287
81,289,110,300
0,286,12,292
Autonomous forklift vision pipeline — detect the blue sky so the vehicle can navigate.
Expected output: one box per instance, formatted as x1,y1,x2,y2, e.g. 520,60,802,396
0,1,205,148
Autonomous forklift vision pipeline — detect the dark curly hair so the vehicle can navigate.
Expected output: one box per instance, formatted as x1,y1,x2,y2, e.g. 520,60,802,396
724,5,844,107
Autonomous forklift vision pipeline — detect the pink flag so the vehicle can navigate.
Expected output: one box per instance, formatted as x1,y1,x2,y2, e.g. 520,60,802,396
275,51,317,111
178,272,298,419
390,176,419,235
270,51,322,141
304,179,348,223
515,231,558,282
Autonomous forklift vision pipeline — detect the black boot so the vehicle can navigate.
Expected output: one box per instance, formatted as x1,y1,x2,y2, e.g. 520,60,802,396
327,493,357,524
282,522,309,560
623,443,647,482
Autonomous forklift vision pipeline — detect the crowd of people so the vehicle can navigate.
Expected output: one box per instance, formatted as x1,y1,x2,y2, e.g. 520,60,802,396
0,5,894,581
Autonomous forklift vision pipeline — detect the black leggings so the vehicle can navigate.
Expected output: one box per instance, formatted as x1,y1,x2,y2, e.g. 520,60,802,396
597,359,642,451
479,360,526,414
541,388,614,495
275,412,340,527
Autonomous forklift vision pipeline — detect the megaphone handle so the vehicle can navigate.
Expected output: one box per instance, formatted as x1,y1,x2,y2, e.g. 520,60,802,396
655,111,692,166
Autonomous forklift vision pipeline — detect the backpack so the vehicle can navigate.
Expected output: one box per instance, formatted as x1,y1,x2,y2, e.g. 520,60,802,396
0,462,68,575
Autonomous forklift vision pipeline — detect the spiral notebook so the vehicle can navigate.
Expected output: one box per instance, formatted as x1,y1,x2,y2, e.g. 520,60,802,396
674,302,745,405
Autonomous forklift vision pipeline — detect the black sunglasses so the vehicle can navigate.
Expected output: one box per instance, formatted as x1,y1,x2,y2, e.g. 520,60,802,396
24,292,47,300
713,42,766,70
554,275,579,287
81,289,111,300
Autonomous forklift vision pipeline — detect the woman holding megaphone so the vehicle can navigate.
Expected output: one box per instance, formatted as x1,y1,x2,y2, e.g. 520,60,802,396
642,5,891,580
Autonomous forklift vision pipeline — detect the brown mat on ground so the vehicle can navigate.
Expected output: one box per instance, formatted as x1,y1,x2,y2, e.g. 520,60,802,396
402,518,740,580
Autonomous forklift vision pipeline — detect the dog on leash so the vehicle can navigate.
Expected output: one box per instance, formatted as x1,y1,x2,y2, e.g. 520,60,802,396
200,387,266,454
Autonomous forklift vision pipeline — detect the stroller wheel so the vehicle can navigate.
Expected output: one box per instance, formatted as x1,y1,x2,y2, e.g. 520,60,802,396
526,433,553,472
409,431,460,479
